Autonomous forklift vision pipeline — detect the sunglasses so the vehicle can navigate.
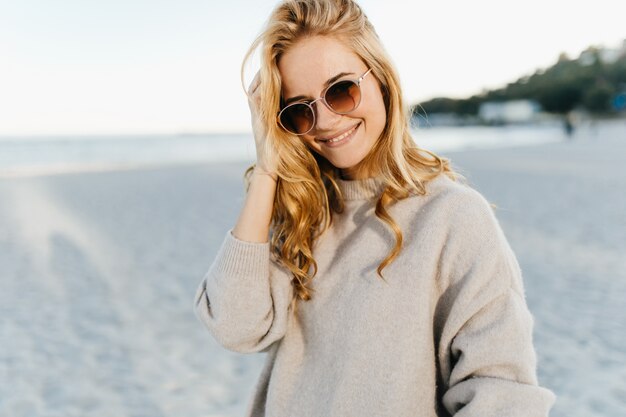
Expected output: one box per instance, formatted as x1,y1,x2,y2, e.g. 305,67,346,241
277,68,373,135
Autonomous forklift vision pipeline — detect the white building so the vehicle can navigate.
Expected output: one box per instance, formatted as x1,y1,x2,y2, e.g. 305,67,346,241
478,99,542,124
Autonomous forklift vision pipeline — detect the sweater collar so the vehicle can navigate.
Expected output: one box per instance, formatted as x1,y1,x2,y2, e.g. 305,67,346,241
336,176,386,201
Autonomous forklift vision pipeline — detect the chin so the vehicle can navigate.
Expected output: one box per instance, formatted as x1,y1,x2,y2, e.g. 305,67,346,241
327,157,363,171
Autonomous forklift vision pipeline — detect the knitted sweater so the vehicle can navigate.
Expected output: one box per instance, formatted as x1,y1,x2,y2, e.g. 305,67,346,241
194,173,556,417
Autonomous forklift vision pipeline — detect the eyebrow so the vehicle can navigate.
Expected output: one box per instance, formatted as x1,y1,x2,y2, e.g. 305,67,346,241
283,72,355,106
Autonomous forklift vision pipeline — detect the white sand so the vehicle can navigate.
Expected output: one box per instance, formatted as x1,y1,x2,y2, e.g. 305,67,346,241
0,121,625,416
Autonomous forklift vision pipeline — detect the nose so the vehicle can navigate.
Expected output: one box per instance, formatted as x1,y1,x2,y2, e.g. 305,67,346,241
313,100,342,133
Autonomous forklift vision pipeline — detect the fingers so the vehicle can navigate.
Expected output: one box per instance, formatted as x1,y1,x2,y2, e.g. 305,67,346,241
248,71,261,97
247,71,265,140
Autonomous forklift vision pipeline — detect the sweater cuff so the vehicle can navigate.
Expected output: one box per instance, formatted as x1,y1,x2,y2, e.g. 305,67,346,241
212,229,270,278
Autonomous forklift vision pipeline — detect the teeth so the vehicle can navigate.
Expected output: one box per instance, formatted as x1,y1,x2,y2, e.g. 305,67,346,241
325,125,357,143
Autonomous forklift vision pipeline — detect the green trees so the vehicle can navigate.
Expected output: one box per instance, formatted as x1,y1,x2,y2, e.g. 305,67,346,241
413,44,626,119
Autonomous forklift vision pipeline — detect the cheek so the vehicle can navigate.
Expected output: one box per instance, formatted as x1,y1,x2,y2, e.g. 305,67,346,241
366,95,387,133
363,85,387,127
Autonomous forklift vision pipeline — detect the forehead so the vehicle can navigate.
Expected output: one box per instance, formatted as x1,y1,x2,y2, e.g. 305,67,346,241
278,36,365,98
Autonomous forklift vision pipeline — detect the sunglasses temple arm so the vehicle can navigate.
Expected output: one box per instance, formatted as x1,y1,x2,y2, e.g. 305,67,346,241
358,68,373,83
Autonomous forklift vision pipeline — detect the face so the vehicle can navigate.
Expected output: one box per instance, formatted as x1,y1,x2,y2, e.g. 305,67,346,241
278,35,387,179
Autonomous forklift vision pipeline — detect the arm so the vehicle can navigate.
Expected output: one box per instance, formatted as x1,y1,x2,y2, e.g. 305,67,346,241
193,226,294,354
194,167,290,353
434,188,556,416
193,71,292,353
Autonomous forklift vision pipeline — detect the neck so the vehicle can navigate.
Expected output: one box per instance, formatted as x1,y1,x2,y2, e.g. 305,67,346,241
340,165,377,180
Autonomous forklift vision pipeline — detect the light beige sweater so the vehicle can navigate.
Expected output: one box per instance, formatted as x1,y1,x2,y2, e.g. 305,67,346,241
194,173,556,416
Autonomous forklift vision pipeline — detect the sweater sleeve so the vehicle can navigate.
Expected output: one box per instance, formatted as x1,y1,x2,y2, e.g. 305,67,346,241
193,229,294,354
434,188,556,417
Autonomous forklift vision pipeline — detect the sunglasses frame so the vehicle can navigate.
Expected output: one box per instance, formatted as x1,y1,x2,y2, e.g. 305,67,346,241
277,68,373,136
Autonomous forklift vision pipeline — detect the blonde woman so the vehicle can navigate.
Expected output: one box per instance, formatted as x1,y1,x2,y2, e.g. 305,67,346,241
194,0,555,415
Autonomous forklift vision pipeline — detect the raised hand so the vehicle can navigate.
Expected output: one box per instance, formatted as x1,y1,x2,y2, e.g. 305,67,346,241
247,71,278,180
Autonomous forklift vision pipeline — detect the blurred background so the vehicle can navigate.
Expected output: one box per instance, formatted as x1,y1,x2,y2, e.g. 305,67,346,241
0,1,624,416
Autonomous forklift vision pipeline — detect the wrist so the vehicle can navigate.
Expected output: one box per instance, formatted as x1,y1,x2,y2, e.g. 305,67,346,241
253,165,278,182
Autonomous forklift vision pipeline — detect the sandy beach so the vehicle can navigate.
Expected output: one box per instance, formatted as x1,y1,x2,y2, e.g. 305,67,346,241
1,126,625,417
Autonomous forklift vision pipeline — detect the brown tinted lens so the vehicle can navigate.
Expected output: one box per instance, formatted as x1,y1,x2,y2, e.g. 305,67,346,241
325,80,360,113
280,103,314,134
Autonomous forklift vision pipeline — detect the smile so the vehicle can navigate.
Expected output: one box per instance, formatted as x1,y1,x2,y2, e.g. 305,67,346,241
318,123,360,147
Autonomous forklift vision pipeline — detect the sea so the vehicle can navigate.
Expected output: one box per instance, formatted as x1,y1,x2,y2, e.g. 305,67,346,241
0,119,622,178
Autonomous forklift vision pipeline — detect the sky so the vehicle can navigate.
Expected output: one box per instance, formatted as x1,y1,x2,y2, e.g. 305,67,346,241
0,0,624,136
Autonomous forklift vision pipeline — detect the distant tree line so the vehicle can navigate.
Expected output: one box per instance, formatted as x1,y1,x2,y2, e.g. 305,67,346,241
412,45,626,118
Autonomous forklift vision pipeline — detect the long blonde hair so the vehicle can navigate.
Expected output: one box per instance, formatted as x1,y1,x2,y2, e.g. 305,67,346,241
242,0,463,305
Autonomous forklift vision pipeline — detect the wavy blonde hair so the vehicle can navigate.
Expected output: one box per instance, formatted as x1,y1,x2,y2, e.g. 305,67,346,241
242,0,464,308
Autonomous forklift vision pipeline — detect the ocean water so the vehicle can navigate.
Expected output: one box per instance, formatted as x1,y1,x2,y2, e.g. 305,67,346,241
0,133,257,177
0,119,621,178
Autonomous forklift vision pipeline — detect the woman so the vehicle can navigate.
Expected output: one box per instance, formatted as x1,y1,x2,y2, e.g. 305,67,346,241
194,0,556,415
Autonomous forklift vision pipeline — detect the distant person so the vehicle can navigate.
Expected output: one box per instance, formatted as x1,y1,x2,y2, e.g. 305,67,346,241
564,111,575,138
193,0,555,415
